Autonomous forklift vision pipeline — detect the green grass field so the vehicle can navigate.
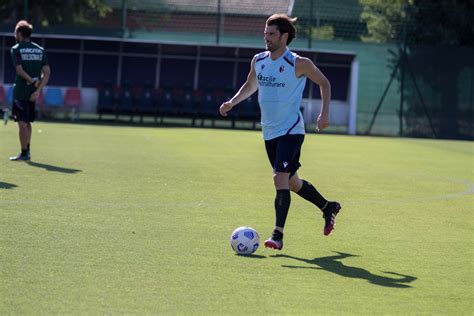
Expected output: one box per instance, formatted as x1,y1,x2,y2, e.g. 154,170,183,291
1,121,473,314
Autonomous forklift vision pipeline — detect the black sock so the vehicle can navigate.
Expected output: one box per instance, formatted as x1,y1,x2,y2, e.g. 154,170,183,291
21,149,27,156
296,180,328,211
275,189,291,229
272,229,283,240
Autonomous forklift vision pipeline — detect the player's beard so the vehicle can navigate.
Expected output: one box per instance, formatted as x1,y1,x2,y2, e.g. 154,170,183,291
266,35,284,52
266,42,279,52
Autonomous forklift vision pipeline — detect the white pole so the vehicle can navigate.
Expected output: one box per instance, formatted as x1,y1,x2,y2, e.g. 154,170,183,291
348,59,359,135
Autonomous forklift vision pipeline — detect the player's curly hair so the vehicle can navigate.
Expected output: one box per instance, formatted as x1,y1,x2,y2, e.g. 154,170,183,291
15,20,33,38
266,14,297,45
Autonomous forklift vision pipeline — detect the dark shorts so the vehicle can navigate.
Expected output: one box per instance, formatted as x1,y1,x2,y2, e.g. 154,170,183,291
12,99,35,123
265,134,304,177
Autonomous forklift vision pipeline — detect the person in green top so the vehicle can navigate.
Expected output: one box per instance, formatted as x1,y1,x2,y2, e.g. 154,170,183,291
9,20,50,161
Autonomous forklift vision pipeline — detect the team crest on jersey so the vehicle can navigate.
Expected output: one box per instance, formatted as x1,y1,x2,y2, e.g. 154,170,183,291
279,65,285,73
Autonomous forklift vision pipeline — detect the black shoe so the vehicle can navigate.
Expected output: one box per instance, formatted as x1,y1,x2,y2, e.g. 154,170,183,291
9,154,30,161
264,230,284,250
323,202,341,236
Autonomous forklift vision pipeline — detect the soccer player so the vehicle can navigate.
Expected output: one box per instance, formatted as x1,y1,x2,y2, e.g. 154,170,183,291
9,20,50,161
219,14,341,250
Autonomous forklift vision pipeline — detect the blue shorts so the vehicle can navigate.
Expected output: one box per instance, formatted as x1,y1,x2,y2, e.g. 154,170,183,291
12,99,36,123
265,134,304,177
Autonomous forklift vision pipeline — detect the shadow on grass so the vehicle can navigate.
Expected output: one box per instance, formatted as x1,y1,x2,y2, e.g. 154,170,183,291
38,117,246,130
0,182,17,189
235,254,266,259
27,161,82,174
273,251,417,288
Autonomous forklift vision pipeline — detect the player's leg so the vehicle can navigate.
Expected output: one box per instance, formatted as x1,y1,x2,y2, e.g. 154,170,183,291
263,137,285,249
288,172,303,192
19,122,29,149
10,121,29,160
264,134,303,250
10,100,32,161
25,122,32,158
25,101,35,158
289,173,341,236
290,172,328,210
267,170,291,249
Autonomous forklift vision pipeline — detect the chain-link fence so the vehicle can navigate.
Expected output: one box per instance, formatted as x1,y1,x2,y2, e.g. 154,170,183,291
1,0,472,139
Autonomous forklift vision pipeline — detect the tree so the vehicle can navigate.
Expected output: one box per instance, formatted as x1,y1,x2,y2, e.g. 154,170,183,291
360,0,474,46
359,0,474,138
0,0,112,26
359,0,412,44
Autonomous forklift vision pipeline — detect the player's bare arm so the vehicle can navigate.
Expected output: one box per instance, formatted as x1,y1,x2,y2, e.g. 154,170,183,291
296,57,332,131
15,65,36,85
29,65,50,102
219,56,258,117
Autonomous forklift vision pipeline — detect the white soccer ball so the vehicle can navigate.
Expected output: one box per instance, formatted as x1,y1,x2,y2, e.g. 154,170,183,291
230,226,260,255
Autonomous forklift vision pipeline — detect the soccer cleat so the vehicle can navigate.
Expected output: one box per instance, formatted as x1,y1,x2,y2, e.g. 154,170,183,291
9,153,30,161
264,237,283,250
9,154,30,161
323,201,342,236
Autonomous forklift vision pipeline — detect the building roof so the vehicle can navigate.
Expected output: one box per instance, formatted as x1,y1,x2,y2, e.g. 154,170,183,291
108,0,294,16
